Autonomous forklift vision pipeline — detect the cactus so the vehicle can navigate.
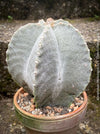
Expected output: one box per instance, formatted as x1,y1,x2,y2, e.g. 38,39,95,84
6,18,92,107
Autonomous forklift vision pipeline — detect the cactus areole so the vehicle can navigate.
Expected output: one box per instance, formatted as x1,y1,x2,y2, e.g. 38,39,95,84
6,18,92,107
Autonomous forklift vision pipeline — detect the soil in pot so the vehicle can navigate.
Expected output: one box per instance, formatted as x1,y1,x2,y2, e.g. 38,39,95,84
17,89,84,117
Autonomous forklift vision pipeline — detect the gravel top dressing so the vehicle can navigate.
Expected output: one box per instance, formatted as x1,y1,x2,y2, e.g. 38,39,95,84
17,91,84,117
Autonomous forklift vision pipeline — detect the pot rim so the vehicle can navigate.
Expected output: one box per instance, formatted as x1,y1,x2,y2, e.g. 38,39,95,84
14,87,87,120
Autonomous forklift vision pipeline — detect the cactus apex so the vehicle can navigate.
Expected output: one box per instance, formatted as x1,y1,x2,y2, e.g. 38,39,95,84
46,18,54,24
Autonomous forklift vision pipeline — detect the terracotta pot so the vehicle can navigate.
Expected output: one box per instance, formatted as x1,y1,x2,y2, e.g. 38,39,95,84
14,88,88,134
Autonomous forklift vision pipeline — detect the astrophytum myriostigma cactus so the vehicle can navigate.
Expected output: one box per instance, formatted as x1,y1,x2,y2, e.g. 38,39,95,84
6,18,92,107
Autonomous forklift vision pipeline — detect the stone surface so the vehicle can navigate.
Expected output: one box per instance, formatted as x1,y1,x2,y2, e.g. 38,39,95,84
0,0,100,20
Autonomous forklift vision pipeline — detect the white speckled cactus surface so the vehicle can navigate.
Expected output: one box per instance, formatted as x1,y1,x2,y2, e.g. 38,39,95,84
6,18,92,107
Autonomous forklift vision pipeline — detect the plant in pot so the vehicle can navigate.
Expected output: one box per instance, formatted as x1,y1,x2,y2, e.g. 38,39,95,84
6,18,92,134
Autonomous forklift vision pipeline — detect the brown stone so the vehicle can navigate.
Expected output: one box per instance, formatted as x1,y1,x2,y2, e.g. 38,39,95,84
80,100,84,104
24,93,28,97
31,98,34,103
74,106,78,111
75,98,79,102
21,98,23,103
30,108,34,112
57,108,63,113
46,106,52,110
70,103,75,109
31,105,35,110
50,112,54,117
42,114,46,117
53,107,57,111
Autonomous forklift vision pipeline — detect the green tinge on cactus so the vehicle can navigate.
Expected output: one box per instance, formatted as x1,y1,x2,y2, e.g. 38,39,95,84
6,19,92,107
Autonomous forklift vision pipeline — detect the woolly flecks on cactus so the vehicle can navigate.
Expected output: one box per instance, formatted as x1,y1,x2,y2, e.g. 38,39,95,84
6,18,92,107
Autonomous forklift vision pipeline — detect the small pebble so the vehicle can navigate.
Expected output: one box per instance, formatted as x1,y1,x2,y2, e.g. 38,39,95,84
76,103,82,107
53,107,58,112
21,99,23,103
42,114,45,117
29,108,34,112
70,103,75,109
13,122,16,126
32,111,36,115
68,109,72,112
80,97,84,100
61,110,68,115
24,106,30,111
74,106,78,111
55,113,60,116
31,98,34,103
9,124,12,127
24,101,28,105
50,112,54,116
11,107,14,110
17,100,20,104
21,128,26,133
29,101,32,105
46,106,52,110
20,94,24,98
35,108,40,112
18,94,21,100
56,108,63,113
39,112,43,115
79,99,83,103
31,105,35,109
24,93,28,97
75,97,79,102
